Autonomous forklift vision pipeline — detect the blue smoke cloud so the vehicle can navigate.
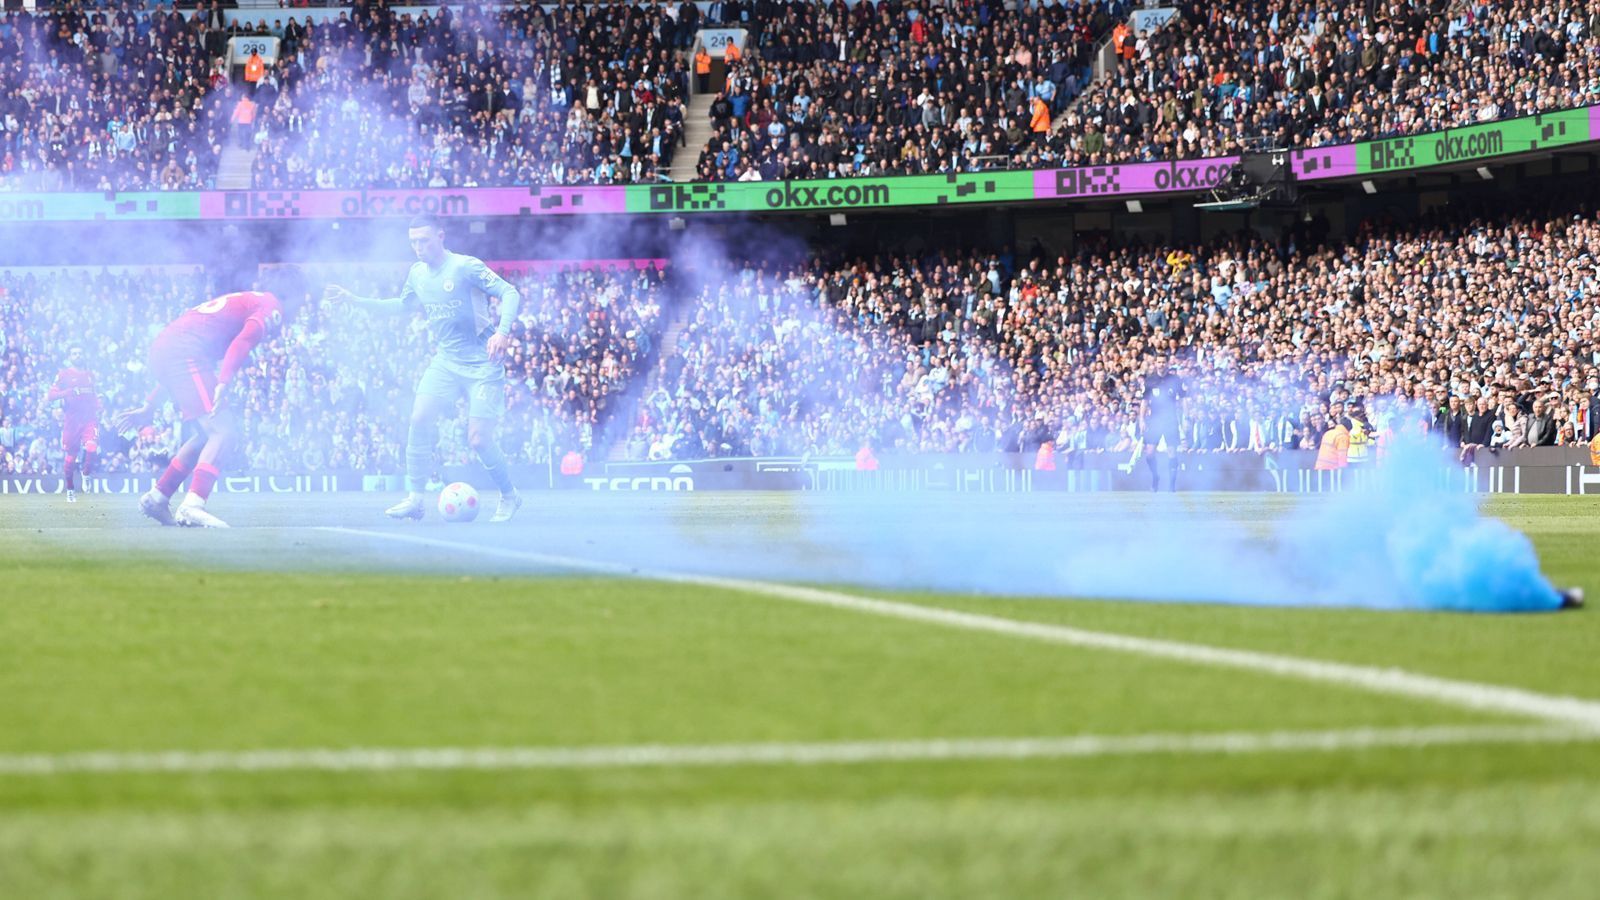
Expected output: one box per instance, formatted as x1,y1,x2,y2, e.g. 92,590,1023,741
1275,435,1562,612
598,240,1564,614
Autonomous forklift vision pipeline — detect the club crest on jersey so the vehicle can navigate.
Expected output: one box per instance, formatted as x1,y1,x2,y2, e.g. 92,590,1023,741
442,279,455,292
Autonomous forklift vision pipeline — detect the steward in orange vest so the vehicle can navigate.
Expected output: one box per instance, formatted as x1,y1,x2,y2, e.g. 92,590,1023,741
560,450,585,476
1314,419,1350,470
855,445,879,471
1033,440,1056,471
1029,96,1050,134
244,51,265,85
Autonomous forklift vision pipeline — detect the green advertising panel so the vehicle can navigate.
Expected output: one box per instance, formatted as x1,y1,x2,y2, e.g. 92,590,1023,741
0,191,201,223
623,170,1038,215
1360,106,1592,173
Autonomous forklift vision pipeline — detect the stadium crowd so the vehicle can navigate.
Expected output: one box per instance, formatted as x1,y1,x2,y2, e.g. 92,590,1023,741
617,203,1600,460
692,0,1108,180
234,0,1600,186
247,1,693,189
0,263,666,476
0,1,234,192
6,0,1600,192
2,198,1598,477
1057,0,1600,167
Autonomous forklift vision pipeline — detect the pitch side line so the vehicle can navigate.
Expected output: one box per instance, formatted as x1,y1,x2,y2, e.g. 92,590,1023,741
318,527,1600,730
0,725,1590,777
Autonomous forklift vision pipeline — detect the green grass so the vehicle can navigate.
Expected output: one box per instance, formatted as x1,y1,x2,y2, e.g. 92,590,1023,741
1,492,1598,898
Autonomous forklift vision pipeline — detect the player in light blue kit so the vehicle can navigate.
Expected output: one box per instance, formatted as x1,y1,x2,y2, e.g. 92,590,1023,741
324,214,525,522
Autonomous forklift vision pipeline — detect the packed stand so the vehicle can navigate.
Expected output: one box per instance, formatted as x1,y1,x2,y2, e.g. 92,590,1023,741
695,0,1113,181
619,258,1019,458
247,2,691,189
11,0,1600,193
1055,0,1600,167
699,0,1600,180
617,207,1600,460
0,263,666,476
0,2,236,192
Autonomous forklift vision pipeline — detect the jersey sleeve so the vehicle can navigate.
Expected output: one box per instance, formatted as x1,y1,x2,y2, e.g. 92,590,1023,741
466,257,522,333
465,257,517,300
216,295,279,384
217,320,266,384
47,371,69,401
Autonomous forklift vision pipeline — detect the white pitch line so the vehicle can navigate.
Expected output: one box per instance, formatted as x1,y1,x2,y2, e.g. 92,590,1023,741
318,527,1600,731
0,725,1591,777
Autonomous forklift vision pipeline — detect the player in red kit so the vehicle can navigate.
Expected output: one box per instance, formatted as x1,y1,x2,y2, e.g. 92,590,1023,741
46,345,101,503
116,269,306,528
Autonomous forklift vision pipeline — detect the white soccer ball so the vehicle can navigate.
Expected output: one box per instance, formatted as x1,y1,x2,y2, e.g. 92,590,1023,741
438,482,480,523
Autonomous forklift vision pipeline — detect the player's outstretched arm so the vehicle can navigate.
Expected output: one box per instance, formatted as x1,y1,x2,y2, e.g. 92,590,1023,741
324,283,407,313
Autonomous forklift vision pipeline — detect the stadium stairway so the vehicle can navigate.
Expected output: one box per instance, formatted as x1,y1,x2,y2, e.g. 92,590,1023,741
1052,9,1180,140
604,302,697,462
670,92,716,182
218,146,256,190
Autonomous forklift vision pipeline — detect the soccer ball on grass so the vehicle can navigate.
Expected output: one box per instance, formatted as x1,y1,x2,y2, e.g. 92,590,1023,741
438,482,480,523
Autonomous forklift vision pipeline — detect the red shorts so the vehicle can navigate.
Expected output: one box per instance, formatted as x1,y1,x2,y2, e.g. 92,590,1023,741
150,354,218,421
62,420,98,456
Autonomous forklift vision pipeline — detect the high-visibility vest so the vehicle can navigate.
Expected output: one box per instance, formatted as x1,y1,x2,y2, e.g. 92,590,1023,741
723,41,741,64
695,50,711,75
560,451,584,475
1315,424,1349,470
1029,97,1050,133
1590,433,1600,466
1034,441,1056,471
1347,420,1371,463
245,54,265,84
855,446,879,471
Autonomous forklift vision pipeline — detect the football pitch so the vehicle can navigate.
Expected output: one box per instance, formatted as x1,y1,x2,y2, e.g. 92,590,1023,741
2,491,1598,898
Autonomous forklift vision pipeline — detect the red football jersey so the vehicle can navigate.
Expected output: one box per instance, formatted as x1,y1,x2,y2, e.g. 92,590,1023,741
153,291,282,361
50,367,100,422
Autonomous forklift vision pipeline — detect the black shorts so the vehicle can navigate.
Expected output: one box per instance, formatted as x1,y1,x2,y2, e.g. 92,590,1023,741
1145,418,1181,449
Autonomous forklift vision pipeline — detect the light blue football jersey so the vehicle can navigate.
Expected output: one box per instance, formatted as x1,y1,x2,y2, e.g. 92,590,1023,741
400,252,519,370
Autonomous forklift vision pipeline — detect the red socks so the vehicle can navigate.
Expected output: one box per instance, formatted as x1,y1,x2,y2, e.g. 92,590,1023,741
191,463,220,501
157,458,195,497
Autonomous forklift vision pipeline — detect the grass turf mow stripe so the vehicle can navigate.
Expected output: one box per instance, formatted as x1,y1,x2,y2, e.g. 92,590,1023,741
1,725,1593,777
318,527,1600,731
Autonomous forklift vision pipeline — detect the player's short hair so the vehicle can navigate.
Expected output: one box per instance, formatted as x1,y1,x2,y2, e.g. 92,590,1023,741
260,265,308,310
408,213,444,233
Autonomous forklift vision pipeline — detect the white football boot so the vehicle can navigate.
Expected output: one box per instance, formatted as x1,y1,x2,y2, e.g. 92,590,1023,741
139,488,175,526
385,496,426,521
175,495,229,528
490,491,523,523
